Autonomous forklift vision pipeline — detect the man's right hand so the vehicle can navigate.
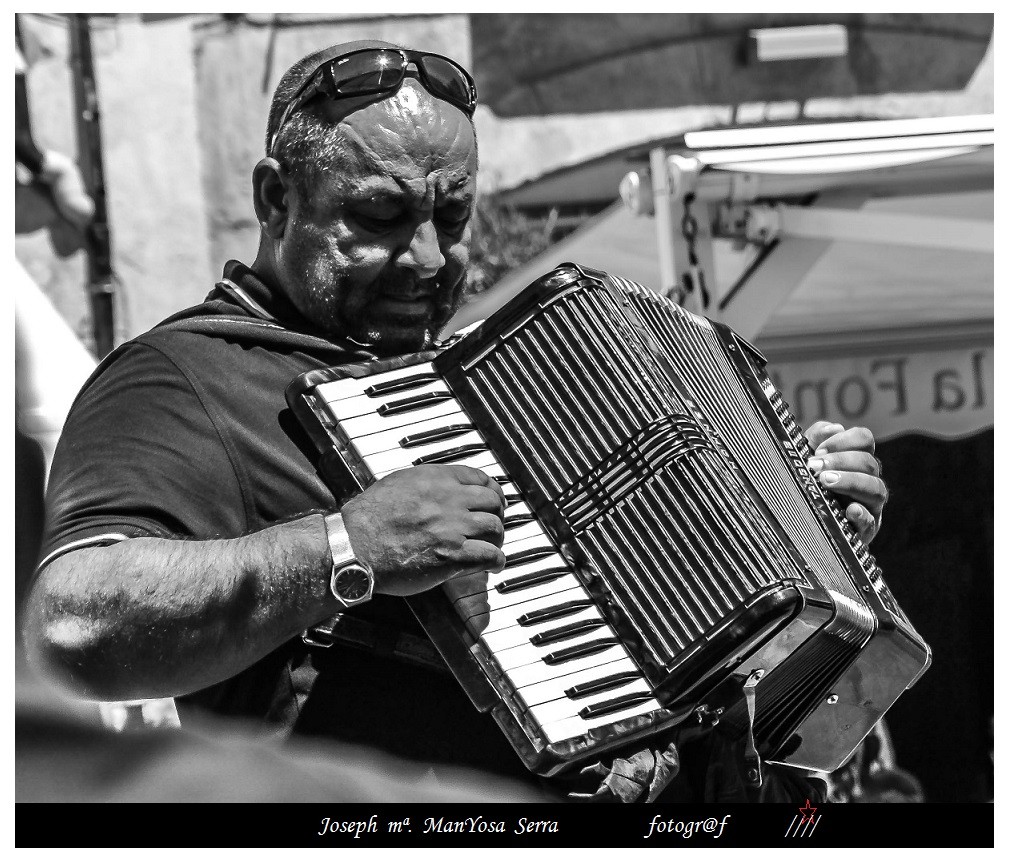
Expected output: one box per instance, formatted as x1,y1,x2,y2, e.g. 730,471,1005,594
340,465,508,596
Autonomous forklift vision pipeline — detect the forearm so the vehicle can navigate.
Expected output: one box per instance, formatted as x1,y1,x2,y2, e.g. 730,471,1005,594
23,514,338,701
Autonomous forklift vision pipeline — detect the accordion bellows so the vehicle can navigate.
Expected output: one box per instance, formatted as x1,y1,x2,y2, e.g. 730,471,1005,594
288,264,930,778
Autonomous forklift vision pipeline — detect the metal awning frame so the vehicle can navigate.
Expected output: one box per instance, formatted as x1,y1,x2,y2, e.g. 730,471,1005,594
622,114,994,339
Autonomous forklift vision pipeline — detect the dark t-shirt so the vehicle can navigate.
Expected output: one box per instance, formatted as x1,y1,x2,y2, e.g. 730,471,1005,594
41,261,532,783
40,261,823,802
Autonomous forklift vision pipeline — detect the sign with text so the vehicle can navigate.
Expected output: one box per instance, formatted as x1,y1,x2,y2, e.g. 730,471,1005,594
768,345,992,442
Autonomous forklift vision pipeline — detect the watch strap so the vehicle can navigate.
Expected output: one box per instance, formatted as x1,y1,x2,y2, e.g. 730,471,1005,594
324,512,357,569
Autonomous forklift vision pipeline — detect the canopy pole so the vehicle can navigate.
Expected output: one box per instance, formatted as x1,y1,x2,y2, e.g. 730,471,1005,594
68,13,116,358
649,146,679,302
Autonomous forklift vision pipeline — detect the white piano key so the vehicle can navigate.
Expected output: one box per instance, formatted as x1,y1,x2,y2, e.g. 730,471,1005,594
503,501,537,528
337,399,467,439
353,411,475,456
490,558,575,595
540,697,664,744
444,556,569,613
329,385,462,426
314,362,439,404
495,550,567,581
501,532,553,557
371,452,503,480
479,604,605,653
501,520,550,546
525,679,655,727
361,432,490,475
460,586,597,635
442,453,502,474
452,571,583,616
503,642,632,689
321,377,455,421
487,555,570,594
441,544,566,610
499,482,520,500
448,582,594,641
489,619,620,673
515,657,642,708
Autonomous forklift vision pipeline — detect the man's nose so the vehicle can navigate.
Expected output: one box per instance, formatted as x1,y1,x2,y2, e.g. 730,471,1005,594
397,220,446,279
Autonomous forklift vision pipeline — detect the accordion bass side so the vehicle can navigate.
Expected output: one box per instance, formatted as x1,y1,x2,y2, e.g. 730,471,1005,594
287,263,930,778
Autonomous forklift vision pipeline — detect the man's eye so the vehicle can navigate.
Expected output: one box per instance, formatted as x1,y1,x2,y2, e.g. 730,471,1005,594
436,211,470,233
354,213,402,232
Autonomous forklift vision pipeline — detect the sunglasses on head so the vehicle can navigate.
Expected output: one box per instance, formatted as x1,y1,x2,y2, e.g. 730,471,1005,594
269,48,478,153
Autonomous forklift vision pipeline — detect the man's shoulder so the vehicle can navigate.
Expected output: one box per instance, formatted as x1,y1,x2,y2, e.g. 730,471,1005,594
142,298,264,344
140,298,356,360
89,301,244,378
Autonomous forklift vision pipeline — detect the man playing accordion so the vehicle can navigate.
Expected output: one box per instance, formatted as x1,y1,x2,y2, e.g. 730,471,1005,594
24,41,888,803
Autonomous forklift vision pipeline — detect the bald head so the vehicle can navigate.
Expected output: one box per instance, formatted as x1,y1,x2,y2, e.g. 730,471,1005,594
267,42,477,209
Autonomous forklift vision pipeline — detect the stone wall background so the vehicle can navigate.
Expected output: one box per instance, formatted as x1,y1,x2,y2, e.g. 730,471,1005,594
15,13,471,351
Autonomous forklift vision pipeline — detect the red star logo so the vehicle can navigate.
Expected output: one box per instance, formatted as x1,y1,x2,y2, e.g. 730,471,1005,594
799,799,817,823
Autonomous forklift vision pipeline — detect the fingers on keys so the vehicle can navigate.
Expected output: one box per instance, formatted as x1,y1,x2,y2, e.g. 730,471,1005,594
806,450,881,478
846,501,880,543
459,538,507,575
817,469,888,516
447,465,507,513
809,423,876,456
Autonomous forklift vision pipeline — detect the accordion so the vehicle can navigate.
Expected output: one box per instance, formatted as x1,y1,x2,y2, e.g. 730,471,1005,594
287,263,930,779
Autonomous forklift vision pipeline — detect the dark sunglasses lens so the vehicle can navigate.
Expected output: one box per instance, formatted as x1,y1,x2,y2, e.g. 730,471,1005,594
333,50,405,95
419,55,473,109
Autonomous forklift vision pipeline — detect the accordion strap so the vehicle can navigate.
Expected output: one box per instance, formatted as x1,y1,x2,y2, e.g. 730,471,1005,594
742,670,764,788
303,613,449,675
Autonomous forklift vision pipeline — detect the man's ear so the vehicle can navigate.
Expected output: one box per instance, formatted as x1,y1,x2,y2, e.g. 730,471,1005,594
252,158,291,239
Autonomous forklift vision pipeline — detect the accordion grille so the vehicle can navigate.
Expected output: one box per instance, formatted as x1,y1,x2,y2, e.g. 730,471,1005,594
460,287,804,667
612,277,863,602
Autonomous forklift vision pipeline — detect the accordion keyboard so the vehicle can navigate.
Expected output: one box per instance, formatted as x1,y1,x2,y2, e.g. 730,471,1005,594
314,361,664,744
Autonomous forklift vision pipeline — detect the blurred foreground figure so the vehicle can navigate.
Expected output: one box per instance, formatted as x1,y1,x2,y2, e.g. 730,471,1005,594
16,677,537,803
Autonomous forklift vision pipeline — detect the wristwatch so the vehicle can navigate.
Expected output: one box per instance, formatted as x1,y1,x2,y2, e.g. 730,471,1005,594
324,512,374,608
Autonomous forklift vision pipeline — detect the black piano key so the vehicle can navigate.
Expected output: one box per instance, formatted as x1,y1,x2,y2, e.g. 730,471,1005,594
505,545,556,568
503,512,535,529
529,618,606,646
412,443,487,464
504,493,524,507
496,567,570,594
377,391,454,416
517,598,594,626
565,670,643,700
399,423,475,448
578,692,654,720
543,637,619,665
364,373,439,397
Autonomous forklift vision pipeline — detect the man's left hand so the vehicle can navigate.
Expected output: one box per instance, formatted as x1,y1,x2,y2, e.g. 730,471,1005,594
804,421,887,543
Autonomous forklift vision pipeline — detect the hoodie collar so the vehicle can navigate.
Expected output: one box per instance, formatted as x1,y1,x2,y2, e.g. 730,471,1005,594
213,260,324,336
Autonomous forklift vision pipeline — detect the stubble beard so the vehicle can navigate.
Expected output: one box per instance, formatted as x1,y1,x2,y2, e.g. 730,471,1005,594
300,271,467,354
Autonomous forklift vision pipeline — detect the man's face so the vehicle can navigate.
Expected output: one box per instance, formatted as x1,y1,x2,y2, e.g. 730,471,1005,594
275,81,478,353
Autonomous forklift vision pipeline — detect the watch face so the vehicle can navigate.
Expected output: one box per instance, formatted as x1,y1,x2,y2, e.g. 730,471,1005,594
332,564,372,603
